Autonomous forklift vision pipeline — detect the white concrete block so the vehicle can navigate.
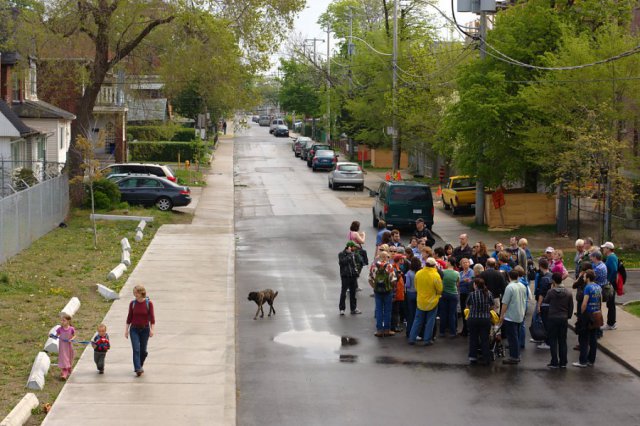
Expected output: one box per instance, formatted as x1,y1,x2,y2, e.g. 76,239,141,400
60,297,81,317
90,214,154,222
43,325,60,353
0,393,39,426
107,263,127,281
26,352,50,391
120,237,131,252
121,250,131,267
134,230,144,242
96,284,120,300
136,220,147,232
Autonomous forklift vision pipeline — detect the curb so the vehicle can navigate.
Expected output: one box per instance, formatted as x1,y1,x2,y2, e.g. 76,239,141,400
567,320,640,377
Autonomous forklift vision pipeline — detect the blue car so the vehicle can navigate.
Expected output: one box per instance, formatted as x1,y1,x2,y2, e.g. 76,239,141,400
311,150,338,172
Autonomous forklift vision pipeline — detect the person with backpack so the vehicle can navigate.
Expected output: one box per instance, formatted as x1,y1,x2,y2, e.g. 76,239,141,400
534,258,553,349
369,251,396,337
408,258,443,345
125,285,155,376
339,241,362,315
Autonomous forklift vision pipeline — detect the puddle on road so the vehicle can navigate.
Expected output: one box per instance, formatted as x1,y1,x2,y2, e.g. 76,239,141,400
273,330,358,361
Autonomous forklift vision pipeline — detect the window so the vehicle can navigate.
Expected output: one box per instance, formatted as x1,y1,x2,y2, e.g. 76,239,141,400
118,178,138,188
389,186,431,202
59,126,64,149
338,165,360,172
37,137,45,161
451,178,476,189
137,178,162,188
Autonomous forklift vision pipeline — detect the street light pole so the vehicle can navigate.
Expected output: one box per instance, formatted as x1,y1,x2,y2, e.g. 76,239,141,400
474,11,487,226
391,0,399,173
326,23,331,144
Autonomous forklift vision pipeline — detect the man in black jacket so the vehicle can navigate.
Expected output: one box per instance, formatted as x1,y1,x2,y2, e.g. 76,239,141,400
453,233,473,260
339,242,362,315
480,258,507,311
413,218,435,248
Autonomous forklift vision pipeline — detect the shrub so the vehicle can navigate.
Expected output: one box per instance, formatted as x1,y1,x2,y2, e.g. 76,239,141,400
129,141,208,163
85,178,121,210
171,128,196,141
128,125,177,141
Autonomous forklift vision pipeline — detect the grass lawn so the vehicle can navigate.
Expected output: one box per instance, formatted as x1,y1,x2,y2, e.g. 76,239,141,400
173,167,207,187
0,206,192,424
617,250,640,269
623,301,640,318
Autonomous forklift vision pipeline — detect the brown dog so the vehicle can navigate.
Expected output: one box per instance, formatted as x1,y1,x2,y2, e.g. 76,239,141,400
247,289,278,320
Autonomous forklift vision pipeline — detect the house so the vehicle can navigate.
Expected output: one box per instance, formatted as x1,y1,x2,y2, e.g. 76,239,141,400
126,75,171,124
1,52,75,165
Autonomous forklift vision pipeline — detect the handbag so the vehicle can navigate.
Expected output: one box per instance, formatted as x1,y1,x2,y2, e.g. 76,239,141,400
359,248,369,266
529,316,547,341
589,311,604,330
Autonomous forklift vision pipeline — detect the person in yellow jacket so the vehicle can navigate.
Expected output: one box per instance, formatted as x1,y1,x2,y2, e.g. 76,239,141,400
408,257,443,345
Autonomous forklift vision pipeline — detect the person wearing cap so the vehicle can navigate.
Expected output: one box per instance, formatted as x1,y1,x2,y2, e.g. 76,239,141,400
601,242,618,330
413,218,435,248
408,257,443,345
338,241,362,316
544,247,555,263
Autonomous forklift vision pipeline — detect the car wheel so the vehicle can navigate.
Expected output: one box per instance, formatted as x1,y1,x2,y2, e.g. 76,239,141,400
328,180,333,189
307,161,312,167
333,183,339,190
442,196,451,210
312,167,317,172
452,204,459,215
155,197,173,211
373,210,379,228
358,184,364,192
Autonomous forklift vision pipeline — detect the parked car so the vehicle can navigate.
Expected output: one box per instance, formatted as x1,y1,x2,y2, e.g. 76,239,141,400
300,140,316,161
115,175,191,211
305,143,331,166
294,137,311,157
269,118,285,134
273,124,289,137
328,162,364,191
311,150,338,172
441,175,476,214
371,181,434,230
258,115,271,126
101,163,176,183
252,115,259,123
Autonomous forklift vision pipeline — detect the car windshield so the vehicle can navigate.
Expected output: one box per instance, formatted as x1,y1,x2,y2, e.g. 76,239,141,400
389,186,431,202
338,164,359,172
452,178,475,189
316,150,335,157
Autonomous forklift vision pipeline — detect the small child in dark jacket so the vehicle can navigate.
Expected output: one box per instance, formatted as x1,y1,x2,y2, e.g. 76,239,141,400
91,324,110,374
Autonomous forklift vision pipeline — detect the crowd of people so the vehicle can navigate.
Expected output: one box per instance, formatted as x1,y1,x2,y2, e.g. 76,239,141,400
338,219,626,368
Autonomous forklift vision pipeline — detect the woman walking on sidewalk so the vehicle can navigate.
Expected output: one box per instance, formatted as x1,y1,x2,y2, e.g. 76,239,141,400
125,285,156,376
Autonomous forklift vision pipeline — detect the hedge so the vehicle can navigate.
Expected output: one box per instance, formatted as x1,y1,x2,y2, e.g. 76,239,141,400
129,141,208,163
128,125,196,142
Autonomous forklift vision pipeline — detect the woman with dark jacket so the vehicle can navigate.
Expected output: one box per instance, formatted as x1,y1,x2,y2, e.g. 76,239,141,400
466,278,494,365
543,273,574,368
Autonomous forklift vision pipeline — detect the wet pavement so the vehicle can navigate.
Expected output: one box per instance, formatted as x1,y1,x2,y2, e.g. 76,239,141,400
235,125,640,426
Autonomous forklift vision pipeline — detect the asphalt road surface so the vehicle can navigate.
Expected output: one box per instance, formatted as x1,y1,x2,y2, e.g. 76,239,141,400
235,124,640,426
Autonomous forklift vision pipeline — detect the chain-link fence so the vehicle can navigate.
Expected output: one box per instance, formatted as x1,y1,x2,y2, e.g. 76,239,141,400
0,174,69,264
567,196,640,248
0,159,65,198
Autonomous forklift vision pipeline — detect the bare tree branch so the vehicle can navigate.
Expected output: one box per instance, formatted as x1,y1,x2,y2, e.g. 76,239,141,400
109,15,175,67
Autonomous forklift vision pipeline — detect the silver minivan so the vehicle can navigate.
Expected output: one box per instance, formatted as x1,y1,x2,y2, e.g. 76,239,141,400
269,118,285,134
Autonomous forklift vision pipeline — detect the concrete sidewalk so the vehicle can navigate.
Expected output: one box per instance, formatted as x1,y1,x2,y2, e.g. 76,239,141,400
43,140,236,425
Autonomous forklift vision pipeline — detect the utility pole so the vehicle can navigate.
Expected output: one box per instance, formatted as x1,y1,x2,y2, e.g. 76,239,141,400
305,38,324,66
474,11,488,226
326,23,331,144
391,0,399,173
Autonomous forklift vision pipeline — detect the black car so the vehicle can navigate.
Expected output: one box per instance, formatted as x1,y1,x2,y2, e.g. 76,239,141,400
116,175,191,211
273,124,289,137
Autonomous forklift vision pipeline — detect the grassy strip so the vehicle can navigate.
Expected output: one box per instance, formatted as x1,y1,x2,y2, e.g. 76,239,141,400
623,302,640,318
617,250,640,269
173,168,207,187
0,207,192,423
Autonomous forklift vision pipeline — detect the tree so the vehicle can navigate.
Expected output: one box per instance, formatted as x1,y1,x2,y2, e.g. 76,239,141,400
10,0,304,203
278,58,322,118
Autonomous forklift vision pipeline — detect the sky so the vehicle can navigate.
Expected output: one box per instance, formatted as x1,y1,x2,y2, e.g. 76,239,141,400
272,0,475,69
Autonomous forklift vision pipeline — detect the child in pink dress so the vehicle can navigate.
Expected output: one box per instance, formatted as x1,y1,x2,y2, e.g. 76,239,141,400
56,313,76,380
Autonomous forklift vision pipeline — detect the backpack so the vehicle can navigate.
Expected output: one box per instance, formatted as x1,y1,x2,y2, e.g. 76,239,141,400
372,263,393,294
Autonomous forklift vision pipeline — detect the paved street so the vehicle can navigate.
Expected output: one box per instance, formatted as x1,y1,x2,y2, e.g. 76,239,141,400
235,124,640,426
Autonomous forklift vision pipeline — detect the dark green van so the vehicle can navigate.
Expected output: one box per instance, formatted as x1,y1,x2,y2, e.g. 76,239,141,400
371,181,434,230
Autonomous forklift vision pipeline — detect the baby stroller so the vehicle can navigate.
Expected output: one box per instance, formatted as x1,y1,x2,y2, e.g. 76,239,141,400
489,325,505,361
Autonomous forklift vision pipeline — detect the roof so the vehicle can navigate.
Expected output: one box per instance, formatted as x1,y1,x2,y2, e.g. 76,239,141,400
0,99,38,137
126,98,168,122
12,99,76,120
386,180,431,187
0,51,21,65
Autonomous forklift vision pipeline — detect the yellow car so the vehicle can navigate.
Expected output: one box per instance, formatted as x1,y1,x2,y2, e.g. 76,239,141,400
441,175,476,214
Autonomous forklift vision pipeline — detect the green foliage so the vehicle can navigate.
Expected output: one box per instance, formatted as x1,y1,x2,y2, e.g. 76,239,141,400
129,141,208,163
172,128,197,142
278,58,321,117
13,168,38,190
85,179,121,210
